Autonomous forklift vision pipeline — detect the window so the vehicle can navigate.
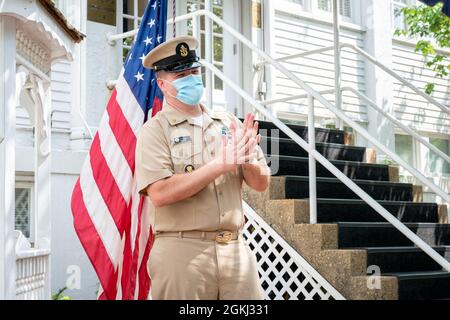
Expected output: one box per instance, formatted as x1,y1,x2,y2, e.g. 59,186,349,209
15,187,32,239
395,134,414,165
187,0,225,91
392,0,408,31
429,138,450,175
120,0,150,60
317,0,352,18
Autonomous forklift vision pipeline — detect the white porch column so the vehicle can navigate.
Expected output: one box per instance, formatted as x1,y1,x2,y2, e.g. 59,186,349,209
30,76,52,251
69,0,91,150
0,15,17,300
30,76,52,299
363,0,395,153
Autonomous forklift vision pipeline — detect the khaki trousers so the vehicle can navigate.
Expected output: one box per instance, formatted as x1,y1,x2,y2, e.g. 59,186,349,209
147,234,264,300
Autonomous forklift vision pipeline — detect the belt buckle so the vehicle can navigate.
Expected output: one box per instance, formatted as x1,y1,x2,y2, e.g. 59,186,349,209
215,231,233,244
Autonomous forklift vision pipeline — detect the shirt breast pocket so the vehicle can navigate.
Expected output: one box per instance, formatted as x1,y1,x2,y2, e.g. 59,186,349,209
171,142,203,174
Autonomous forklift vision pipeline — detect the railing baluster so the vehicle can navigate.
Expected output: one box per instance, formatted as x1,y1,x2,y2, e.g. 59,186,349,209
308,95,317,224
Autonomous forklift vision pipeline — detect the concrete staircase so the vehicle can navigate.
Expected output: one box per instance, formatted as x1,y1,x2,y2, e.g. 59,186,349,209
242,119,450,300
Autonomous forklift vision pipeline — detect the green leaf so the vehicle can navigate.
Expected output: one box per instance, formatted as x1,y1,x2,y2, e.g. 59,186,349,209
425,83,435,95
399,3,449,96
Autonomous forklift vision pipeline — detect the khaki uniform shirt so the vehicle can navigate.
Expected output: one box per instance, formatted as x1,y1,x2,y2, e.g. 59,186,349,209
135,100,269,233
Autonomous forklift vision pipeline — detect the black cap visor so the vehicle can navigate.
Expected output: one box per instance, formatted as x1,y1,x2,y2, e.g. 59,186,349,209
165,60,202,73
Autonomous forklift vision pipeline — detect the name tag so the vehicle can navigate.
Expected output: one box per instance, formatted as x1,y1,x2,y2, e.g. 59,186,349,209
173,135,192,144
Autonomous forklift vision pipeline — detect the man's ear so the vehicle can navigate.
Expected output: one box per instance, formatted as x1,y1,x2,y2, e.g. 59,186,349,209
156,78,165,92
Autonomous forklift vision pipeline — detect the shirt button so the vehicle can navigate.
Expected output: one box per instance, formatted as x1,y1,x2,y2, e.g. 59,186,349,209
218,191,222,195
211,150,215,156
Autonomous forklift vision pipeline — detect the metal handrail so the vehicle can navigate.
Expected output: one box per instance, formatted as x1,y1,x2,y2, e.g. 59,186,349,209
256,42,450,116
260,89,335,106
254,45,336,70
107,9,450,272
264,86,450,166
342,86,450,165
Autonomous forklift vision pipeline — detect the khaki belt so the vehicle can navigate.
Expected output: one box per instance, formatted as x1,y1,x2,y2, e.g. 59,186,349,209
154,230,241,244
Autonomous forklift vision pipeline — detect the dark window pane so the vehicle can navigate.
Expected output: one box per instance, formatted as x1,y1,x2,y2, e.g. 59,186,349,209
87,0,116,25
200,33,205,59
138,0,146,17
213,36,223,62
395,134,414,165
429,138,450,174
15,188,30,238
123,0,134,15
214,64,223,90
123,17,135,32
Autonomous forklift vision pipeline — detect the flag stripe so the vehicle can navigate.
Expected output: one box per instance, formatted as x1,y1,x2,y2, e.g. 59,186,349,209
72,180,118,299
138,230,153,300
115,77,146,134
106,91,138,171
129,195,145,299
90,135,129,234
79,158,122,266
98,113,133,203
130,181,141,252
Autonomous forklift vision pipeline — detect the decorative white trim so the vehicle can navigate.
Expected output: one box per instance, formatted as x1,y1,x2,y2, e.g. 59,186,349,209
16,30,51,75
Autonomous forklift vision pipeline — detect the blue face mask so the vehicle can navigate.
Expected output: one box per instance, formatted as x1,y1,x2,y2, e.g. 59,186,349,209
168,74,204,106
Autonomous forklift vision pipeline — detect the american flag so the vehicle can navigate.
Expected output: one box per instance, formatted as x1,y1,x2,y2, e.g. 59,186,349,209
71,0,167,300
419,0,450,16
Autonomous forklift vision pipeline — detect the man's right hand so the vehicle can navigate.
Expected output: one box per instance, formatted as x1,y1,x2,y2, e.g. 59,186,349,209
211,113,258,174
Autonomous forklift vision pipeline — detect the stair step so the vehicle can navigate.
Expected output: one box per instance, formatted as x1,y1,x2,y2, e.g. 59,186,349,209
363,246,450,273
270,155,390,181
260,136,366,161
285,176,413,201
314,199,437,223
338,222,450,248
383,271,450,300
244,118,345,144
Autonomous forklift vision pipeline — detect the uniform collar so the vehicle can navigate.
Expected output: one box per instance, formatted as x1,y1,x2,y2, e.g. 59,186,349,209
161,99,226,127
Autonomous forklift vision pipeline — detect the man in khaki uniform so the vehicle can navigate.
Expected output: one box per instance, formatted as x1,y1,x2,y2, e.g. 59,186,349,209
136,35,271,300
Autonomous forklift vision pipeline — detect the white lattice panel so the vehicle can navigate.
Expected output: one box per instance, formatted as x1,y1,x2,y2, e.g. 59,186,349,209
242,202,345,300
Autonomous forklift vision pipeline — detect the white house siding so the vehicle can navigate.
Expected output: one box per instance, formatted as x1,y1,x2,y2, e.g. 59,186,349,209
271,11,367,123
85,21,122,131
392,40,450,135
51,61,73,132
50,153,98,300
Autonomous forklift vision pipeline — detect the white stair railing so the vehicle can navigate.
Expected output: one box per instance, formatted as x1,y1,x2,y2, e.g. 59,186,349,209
261,85,450,167
256,43,450,117
106,9,450,274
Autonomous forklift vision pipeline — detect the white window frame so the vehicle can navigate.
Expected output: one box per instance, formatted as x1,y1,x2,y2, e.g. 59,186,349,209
117,0,147,57
15,179,36,245
391,0,413,33
312,0,355,23
276,0,361,27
